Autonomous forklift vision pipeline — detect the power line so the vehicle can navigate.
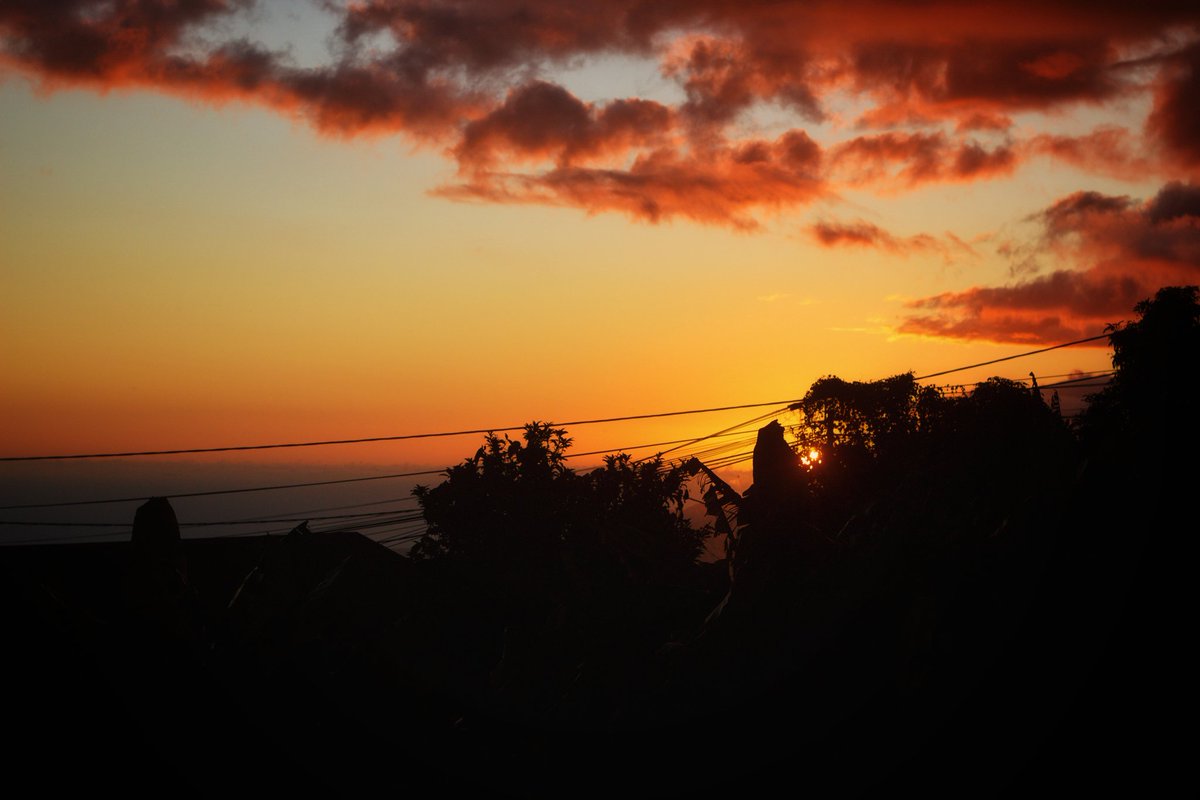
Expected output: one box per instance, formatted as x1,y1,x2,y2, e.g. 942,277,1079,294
913,333,1110,381
0,428,766,538
1039,374,1114,389
704,451,756,472
936,369,1115,390
316,515,426,534
1029,369,1115,381
364,523,429,542
0,431,758,512
0,400,802,462
0,509,428,528
673,435,759,466
377,530,430,549
239,496,420,521
1,529,136,546
1041,382,1111,389
0,332,1118,467
0,331,1124,532
655,332,1113,471
362,520,428,536
0,469,445,511
651,405,791,462
936,380,1113,396
0,518,412,546
564,431,750,461
3,431,775,541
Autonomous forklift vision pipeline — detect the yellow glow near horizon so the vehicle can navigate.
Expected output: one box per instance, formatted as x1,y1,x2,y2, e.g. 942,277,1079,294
0,77,1120,467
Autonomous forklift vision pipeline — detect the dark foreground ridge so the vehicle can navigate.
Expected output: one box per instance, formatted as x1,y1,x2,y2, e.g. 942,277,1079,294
3,287,1197,797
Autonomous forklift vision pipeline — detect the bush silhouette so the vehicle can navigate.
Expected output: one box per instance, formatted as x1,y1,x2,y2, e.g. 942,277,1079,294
1080,284,1199,449
410,422,708,588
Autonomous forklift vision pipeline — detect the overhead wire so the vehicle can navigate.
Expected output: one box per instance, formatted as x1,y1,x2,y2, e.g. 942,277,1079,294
1038,382,1111,389
645,405,792,466
702,449,758,469
377,531,430,549
0,509,428,529
0,469,445,511
912,333,1109,381
1039,374,1115,389
238,497,420,522
657,332,1111,476
1,331,1121,544
360,519,428,536
935,370,1115,392
2,431,758,513
0,399,803,462
1028,369,1115,381
365,524,429,544
673,435,760,466
1,529,138,546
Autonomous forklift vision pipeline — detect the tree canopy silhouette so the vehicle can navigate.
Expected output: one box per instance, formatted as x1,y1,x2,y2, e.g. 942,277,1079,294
410,422,707,586
1079,284,1200,447
793,372,937,456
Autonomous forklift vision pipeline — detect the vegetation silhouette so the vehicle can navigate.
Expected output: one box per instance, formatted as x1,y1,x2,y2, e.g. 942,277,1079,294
3,286,1196,796
1079,284,1200,449
411,422,704,578
407,423,718,733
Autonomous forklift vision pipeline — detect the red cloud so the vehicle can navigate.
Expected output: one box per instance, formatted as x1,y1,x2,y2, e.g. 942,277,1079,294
1147,41,1200,170
900,183,1200,343
1026,127,1154,181
808,220,978,260
0,2,480,138
831,132,1018,186
899,308,1104,346
454,82,673,168
3,2,1200,225
848,37,1125,128
337,1,653,71
438,130,824,230
0,0,239,83
663,33,822,132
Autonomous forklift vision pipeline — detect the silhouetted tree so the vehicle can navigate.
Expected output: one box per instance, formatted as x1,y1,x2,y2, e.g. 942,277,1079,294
793,372,931,455
1079,285,1200,449
410,422,575,566
770,368,1075,556
405,423,714,728
785,373,945,534
410,422,707,586
584,452,704,582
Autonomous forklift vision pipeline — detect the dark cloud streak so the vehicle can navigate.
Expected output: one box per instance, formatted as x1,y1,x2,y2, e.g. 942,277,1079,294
808,219,979,262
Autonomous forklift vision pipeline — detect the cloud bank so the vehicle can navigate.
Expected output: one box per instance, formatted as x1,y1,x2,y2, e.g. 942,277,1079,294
3,1,1199,228
900,183,1200,343
4,2,1199,345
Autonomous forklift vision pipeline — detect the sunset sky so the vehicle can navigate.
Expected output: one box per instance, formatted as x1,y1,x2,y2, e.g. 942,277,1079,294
3,1,1199,476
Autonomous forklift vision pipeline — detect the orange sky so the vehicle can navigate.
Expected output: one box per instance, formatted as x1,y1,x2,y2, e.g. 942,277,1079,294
3,1,1197,472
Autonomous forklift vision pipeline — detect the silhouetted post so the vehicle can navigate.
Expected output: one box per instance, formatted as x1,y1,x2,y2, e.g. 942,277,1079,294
734,421,809,608
131,497,186,580
752,421,802,496
125,497,198,643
